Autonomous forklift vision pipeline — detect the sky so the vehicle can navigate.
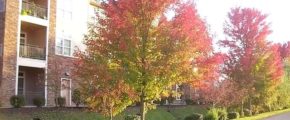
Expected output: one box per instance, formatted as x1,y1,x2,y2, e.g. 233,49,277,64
195,0,290,45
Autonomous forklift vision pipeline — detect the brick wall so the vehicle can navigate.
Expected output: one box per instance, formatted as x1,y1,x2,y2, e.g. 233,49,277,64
46,0,78,106
0,0,19,107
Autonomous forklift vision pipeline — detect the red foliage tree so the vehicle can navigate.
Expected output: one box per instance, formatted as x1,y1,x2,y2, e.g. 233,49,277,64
220,8,283,114
75,1,215,119
278,42,290,60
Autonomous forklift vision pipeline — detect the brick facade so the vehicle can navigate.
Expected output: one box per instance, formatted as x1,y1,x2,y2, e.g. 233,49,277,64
45,0,78,106
0,0,79,107
0,0,19,107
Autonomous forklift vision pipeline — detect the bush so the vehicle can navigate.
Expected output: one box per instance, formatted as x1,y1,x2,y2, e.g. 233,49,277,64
56,97,66,107
33,97,45,107
154,98,167,106
167,95,175,105
184,113,203,120
10,95,25,108
243,109,251,116
160,98,166,105
185,99,194,105
228,112,239,119
124,115,141,120
72,89,82,107
217,108,227,120
204,108,218,120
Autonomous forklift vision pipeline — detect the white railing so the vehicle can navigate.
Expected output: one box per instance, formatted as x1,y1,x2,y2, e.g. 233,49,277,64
21,1,48,19
25,91,45,105
20,44,46,60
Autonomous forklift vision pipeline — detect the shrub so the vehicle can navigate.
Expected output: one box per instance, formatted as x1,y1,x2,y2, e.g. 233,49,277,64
160,98,167,105
184,113,203,120
154,98,167,106
243,109,251,116
228,112,240,119
33,97,45,107
204,108,218,120
56,97,66,107
10,95,25,108
167,95,175,105
217,108,227,120
124,115,141,120
185,99,194,105
72,89,82,107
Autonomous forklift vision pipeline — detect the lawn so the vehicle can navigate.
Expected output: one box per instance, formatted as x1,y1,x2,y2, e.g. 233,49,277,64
0,105,207,120
238,108,290,120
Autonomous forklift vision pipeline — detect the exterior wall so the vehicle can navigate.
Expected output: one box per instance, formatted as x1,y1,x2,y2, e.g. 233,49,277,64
46,0,56,107
0,0,19,107
0,0,92,107
21,22,46,48
46,0,78,107
46,56,76,106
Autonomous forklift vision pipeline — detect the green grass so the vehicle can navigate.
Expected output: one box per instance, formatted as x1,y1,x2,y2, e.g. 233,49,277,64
2,106,288,120
169,106,207,120
238,108,290,120
0,105,207,120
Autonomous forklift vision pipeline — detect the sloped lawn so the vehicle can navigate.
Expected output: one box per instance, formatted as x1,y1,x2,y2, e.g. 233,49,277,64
0,105,207,120
238,108,290,120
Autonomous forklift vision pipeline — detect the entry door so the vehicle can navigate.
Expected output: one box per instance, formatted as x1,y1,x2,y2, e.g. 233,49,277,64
20,33,27,45
61,78,71,106
20,33,27,56
18,72,25,95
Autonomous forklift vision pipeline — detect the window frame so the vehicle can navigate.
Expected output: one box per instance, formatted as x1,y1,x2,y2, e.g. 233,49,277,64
17,71,26,96
60,78,72,106
55,34,73,57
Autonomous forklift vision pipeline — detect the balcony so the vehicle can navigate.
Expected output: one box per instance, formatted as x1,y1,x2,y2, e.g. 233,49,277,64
21,1,48,20
20,44,45,60
18,66,45,106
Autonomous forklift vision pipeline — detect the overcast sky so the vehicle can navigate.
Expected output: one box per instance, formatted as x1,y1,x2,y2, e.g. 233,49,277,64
195,0,290,45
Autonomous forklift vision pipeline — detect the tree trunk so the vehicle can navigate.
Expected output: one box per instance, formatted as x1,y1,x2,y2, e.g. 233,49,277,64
241,100,244,117
249,98,252,116
167,101,170,112
140,93,146,120
110,107,113,120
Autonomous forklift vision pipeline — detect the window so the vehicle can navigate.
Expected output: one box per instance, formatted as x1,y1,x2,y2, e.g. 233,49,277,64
175,84,182,100
58,9,72,20
57,0,73,21
0,0,4,12
56,35,72,56
20,33,27,45
56,0,73,57
18,72,25,95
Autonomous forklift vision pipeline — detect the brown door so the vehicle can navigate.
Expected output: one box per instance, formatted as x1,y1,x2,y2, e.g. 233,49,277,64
61,79,71,106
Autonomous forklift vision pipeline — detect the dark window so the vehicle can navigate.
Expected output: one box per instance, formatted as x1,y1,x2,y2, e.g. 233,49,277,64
0,0,5,12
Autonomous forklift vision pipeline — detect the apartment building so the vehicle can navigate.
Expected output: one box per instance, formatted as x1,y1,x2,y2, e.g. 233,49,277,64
0,0,96,107
0,0,198,107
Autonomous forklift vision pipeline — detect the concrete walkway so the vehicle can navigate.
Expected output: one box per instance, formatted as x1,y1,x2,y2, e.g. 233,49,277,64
263,112,290,120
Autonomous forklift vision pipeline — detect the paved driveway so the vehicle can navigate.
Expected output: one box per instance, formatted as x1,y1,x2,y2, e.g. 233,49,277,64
263,112,290,120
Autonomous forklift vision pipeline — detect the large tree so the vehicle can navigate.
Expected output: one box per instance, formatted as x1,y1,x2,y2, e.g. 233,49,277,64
75,0,214,119
220,8,283,115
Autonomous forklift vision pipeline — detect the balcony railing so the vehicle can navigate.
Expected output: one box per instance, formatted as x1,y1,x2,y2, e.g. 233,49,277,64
20,44,46,60
21,1,48,20
25,91,45,106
